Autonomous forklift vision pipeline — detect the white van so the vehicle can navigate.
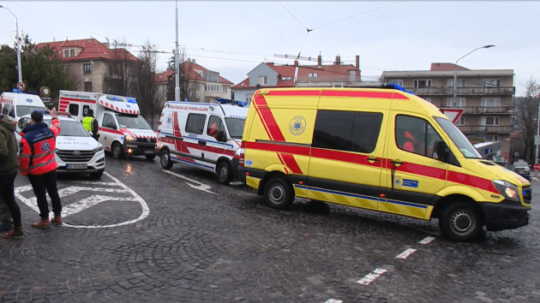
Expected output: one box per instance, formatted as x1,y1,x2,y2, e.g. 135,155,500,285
58,90,157,160
156,101,248,184
1,92,48,142
17,113,106,178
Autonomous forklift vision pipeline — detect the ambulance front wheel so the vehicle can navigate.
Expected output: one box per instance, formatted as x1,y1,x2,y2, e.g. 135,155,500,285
160,149,173,169
440,202,483,242
216,162,231,185
264,177,294,210
112,143,123,159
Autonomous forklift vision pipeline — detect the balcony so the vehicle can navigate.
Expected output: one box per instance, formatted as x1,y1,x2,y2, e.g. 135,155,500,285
458,125,513,135
405,86,515,96
296,75,360,83
444,106,514,115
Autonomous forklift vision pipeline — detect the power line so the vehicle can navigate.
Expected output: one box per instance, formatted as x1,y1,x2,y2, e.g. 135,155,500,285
276,1,309,31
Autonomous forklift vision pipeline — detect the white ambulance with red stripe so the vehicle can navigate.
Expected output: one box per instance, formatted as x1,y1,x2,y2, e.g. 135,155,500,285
156,100,248,184
59,90,157,160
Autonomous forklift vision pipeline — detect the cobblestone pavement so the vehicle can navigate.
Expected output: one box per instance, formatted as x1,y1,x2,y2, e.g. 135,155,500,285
1,154,539,303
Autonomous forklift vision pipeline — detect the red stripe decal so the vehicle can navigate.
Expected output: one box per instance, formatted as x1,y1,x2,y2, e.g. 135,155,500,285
312,148,381,168
253,95,285,142
448,171,498,194
99,127,123,135
268,90,321,96
252,100,272,140
60,97,96,104
245,142,310,156
321,91,395,99
280,154,302,174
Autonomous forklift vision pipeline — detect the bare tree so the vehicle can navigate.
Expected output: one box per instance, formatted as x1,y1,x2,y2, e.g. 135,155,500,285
135,40,162,129
166,48,201,102
514,78,540,163
105,38,137,96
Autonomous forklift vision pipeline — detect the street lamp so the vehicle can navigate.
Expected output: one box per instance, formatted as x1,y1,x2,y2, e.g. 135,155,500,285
0,5,22,84
453,45,495,104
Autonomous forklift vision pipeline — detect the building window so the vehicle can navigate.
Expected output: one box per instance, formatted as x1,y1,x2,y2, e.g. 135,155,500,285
424,97,432,103
83,64,92,74
484,135,499,142
333,83,343,88
483,79,501,88
70,50,75,57
246,94,253,102
281,76,292,81
446,97,466,107
455,116,466,126
205,84,223,92
482,116,500,126
388,79,403,87
447,79,466,88
308,73,318,78
258,76,268,85
413,79,431,88
64,50,69,58
84,82,92,92
481,97,501,107
312,110,383,154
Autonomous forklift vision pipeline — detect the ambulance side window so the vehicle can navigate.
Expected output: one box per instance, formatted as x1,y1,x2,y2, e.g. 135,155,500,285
206,116,224,138
1,104,9,115
186,113,206,134
68,104,79,116
103,113,117,129
395,115,442,158
312,110,383,154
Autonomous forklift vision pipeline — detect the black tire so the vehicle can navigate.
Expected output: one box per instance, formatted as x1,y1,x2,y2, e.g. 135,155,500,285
440,202,483,242
145,154,156,160
89,170,104,179
160,149,173,169
112,142,123,159
264,177,294,209
216,162,231,185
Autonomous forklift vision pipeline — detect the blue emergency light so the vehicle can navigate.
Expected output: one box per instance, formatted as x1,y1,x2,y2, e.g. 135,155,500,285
381,83,414,95
127,98,137,104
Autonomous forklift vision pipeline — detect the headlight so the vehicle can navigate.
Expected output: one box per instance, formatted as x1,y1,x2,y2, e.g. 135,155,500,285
92,145,104,153
493,180,519,202
125,135,134,142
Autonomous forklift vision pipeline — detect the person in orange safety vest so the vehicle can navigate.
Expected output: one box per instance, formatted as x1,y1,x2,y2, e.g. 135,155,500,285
19,108,63,229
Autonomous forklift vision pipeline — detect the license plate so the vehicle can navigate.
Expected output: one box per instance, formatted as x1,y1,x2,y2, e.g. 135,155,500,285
66,164,87,170
145,150,155,155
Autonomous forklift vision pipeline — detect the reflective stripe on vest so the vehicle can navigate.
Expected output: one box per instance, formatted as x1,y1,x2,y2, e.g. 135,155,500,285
83,117,94,132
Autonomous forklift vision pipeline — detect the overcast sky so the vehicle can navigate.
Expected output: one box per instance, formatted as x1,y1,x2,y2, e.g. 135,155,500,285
0,1,538,95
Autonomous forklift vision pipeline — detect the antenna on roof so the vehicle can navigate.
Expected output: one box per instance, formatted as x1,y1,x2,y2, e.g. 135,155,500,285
274,54,317,62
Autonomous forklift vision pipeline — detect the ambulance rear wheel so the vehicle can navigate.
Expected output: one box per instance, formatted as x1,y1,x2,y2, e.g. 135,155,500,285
216,162,231,185
440,202,482,242
264,178,294,210
112,143,123,159
160,149,173,169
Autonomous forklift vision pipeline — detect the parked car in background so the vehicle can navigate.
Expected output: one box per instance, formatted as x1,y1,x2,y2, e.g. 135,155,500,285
512,160,531,181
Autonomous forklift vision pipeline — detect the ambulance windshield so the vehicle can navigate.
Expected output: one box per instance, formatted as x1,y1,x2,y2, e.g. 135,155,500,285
17,105,47,117
116,115,152,130
225,118,245,139
435,117,482,159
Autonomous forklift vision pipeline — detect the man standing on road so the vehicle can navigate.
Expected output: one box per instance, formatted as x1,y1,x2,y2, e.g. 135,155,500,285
83,109,99,141
19,108,63,228
0,114,23,239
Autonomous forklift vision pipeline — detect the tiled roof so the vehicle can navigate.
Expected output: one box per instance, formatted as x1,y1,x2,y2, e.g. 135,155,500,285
154,70,174,83
36,38,138,62
430,63,470,71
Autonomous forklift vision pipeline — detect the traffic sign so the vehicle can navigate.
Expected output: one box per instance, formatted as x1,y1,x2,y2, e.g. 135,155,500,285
440,108,464,124
534,163,540,171
16,81,26,91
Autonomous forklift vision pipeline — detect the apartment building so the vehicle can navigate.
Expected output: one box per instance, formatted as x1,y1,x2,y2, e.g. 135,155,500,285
36,38,138,94
232,55,361,104
382,63,515,161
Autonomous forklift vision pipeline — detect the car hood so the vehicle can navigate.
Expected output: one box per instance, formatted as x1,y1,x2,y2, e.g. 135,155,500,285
56,136,100,151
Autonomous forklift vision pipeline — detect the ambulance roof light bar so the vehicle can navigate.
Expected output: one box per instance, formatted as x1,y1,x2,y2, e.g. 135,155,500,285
216,98,247,107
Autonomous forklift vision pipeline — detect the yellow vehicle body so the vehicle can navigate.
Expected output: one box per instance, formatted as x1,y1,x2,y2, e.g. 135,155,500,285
238,87,531,241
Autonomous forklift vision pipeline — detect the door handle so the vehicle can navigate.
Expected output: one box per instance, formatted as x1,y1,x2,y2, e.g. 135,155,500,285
390,159,403,166
198,140,206,146
367,156,380,162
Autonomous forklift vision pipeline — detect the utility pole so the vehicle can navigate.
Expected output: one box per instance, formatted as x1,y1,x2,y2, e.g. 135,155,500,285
174,0,180,102
0,5,22,84
535,101,540,164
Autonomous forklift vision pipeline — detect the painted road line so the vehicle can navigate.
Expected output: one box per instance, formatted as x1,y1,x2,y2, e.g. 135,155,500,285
357,268,388,285
20,186,130,205
229,181,244,186
324,299,343,303
395,248,417,260
162,170,219,195
419,236,436,245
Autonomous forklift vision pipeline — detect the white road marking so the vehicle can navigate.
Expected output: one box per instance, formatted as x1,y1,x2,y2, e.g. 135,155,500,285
162,170,219,195
395,248,417,260
357,268,388,285
324,299,343,303
419,236,435,245
229,181,243,186
14,171,149,229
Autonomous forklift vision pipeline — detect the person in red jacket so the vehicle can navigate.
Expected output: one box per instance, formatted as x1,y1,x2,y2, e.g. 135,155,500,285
402,131,417,153
19,108,63,229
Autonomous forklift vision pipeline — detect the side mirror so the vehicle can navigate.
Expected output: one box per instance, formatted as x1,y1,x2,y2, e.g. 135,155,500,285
216,130,227,142
433,140,448,162
18,118,28,130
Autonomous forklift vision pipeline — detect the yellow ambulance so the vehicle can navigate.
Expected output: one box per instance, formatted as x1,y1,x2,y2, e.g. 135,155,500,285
236,87,531,241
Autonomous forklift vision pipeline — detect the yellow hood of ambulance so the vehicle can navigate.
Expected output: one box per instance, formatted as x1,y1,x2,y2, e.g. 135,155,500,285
463,159,531,187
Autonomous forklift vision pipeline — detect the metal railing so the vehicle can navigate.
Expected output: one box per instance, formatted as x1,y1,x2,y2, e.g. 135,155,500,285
296,75,359,83
458,125,513,134
405,86,515,96
443,106,513,115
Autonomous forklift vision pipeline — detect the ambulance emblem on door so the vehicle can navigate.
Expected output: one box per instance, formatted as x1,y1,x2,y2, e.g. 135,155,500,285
289,116,306,136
